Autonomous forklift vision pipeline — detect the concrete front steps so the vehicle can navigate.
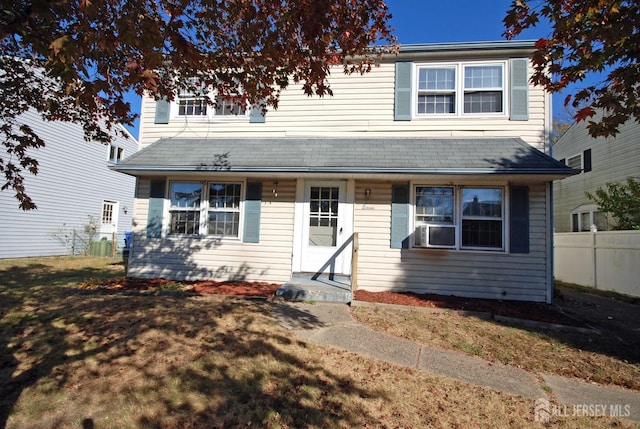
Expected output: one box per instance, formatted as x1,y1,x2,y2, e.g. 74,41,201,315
275,273,352,303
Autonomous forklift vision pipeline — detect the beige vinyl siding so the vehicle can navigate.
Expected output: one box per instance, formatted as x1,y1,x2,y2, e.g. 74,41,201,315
139,61,548,152
127,178,295,284
553,119,640,232
353,182,549,302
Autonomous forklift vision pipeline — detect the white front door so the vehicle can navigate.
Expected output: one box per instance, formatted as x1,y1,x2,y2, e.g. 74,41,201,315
300,181,351,274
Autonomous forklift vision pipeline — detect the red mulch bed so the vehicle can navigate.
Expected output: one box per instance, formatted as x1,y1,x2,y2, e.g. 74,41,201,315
82,278,581,326
80,277,281,297
355,290,582,326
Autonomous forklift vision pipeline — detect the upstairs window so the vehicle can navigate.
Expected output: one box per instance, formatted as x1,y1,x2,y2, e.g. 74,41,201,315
564,149,592,173
566,154,582,171
178,97,208,116
177,80,209,117
108,145,123,163
215,96,247,116
417,67,456,114
463,65,503,113
415,62,505,117
175,78,247,118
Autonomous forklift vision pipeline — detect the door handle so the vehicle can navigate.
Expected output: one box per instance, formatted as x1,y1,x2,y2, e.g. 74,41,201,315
339,227,343,234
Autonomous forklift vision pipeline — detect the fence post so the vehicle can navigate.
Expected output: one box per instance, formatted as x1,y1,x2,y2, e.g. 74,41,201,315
592,232,598,289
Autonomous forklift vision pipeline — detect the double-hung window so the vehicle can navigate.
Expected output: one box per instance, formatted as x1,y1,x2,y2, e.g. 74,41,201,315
415,62,505,116
215,96,246,116
414,185,505,250
177,78,208,117
208,183,241,236
461,188,503,248
168,181,243,238
463,65,503,114
169,182,202,235
175,78,247,118
414,187,456,247
108,145,123,163
417,67,456,114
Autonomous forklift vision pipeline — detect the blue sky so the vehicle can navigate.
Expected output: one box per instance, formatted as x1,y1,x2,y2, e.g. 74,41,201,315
386,0,549,44
125,1,566,139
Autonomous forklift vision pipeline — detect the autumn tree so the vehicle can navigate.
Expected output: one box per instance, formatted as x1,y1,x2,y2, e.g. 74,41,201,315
504,0,640,138
1,0,396,209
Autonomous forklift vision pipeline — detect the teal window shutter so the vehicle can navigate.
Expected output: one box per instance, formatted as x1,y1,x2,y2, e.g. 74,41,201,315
243,182,262,243
249,103,266,123
154,99,171,124
394,62,413,121
510,186,529,253
391,184,410,249
147,180,166,238
510,58,529,121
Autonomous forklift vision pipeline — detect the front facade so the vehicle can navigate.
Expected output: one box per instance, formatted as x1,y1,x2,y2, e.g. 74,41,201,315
0,109,138,258
115,41,571,303
553,116,640,232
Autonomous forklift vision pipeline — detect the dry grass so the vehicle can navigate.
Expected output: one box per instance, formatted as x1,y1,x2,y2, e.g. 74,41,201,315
351,305,640,391
0,256,636,428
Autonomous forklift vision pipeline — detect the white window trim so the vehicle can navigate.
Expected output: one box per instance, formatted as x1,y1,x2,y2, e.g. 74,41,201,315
414,61,507,118
165,179,246,240
566,152,584,172
108,144,123,163
170,83,250,121
570,204,607,232
411,183,507,252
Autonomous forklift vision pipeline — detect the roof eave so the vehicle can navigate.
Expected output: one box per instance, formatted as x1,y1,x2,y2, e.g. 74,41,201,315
111,165,572,179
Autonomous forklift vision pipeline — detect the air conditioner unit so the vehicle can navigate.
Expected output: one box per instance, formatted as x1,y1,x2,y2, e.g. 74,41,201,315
416,224,456,248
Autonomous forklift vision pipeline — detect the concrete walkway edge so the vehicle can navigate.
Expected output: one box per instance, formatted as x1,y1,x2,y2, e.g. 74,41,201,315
272,301,640,422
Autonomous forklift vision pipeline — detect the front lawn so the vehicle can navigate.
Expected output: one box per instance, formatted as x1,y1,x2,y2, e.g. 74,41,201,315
0,256,634,428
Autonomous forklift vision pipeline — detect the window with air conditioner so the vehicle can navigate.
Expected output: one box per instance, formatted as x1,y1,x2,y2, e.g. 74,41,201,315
413,185,505,250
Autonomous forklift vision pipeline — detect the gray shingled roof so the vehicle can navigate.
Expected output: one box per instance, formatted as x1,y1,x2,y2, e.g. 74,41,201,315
113,137,571,176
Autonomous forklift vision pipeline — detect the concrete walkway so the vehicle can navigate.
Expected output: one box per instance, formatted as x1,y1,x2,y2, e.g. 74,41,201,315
272,301,640,422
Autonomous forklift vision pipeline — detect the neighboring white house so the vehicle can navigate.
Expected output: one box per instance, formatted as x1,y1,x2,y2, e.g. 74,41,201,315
0,109,138,258
113,41,571,303
553,115,640,232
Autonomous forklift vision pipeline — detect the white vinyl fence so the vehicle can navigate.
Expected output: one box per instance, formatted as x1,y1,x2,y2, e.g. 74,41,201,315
554,231,640,298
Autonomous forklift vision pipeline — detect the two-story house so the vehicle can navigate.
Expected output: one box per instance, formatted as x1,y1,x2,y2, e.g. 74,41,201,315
113,41,571,303
0,109,138,258
553,115,640,232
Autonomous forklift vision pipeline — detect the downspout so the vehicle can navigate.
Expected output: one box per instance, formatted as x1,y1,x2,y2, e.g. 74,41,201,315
546,88,554,303
547,182,554,304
